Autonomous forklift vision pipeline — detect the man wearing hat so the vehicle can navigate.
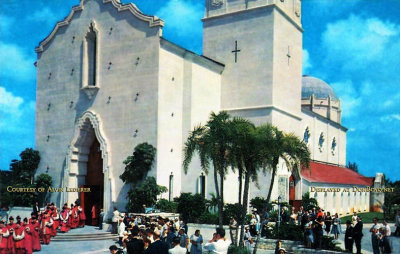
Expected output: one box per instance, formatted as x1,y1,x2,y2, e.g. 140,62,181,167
353,216,364,254
6,217,16,253
13,221,25,254
28,216,41,252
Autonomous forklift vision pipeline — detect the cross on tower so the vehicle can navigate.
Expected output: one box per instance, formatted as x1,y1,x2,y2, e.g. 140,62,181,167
231,40,241,63
286,46,291,65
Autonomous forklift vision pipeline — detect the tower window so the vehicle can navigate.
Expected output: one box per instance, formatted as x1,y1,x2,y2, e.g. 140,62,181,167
169,174,174,201
303,127,310,144
85,22,97,86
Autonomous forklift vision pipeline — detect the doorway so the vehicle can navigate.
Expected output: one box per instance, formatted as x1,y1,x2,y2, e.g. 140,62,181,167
81,138,104,225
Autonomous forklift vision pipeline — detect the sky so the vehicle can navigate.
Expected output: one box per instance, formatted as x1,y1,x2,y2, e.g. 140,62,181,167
0,0,399,181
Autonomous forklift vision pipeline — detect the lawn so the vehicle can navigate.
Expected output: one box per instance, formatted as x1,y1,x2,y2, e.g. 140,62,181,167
340,212,393,223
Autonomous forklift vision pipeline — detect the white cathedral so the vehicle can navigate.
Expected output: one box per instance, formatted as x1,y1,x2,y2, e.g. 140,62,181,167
34,0,384,218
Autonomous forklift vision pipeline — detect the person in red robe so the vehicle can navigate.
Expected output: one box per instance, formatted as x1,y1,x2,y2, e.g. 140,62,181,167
91,205,98,226
22,218,32,254
40,214,53,245
12,223,25,254
6,217,17,254
77,203,86,228
70,204,79,229
50,206,58,237
28,217,41,252
0,221,10,254
59,205,70,233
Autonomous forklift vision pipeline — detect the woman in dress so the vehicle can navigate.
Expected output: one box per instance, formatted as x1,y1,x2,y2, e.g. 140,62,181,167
331,213,341,239
250,215,257,236
304,216,314,248
190,229,203,254
324,212,332,235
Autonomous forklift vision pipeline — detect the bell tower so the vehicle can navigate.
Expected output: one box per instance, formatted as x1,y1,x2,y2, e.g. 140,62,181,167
203,0,303,130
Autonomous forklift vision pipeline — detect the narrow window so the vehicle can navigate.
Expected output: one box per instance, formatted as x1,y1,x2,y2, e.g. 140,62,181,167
169,174,174,201
200,173,206,198
86,23,97,86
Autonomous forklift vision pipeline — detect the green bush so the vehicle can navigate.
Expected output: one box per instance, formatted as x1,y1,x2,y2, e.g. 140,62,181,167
198,211,219,224
228,245,251,254
155,199,178,213
126,177,167,212
250,197,268,212
174,193,206,222
322,235,343,251
223,203,244,225
264,223,304,241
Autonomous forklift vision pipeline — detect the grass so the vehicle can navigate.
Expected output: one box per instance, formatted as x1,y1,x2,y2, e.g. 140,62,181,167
340,212,393,223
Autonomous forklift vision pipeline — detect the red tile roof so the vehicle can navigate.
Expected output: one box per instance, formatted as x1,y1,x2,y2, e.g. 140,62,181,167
301,161,374,186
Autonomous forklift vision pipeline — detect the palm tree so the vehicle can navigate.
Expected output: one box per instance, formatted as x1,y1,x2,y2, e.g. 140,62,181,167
227,117,256,245
183,111,232,227
252,131,310,254
236,124,278,247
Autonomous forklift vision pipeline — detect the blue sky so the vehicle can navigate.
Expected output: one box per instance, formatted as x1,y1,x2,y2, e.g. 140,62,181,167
0,0,399,181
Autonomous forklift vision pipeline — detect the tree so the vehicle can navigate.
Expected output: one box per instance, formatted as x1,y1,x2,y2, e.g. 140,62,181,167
120,143,156,184
383,179,400,219
253,130,310,254
35,173,53,207
183,111,232,227
347,161,358,173
301,192,319,210
10,148,40,185
126,177,167,212
7,148,41,207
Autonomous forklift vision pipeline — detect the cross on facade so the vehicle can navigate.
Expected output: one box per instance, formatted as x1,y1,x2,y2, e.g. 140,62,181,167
231,40,241,63
286,46,291,65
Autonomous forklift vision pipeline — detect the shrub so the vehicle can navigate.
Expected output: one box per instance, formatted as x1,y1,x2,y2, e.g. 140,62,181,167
264,223,304,241
198,212,219,224
223,203,244,225
322,235,343,251
228,245,251,254
155,199,177,213
126,177,167,212
174,193,206,222
250,197,268,212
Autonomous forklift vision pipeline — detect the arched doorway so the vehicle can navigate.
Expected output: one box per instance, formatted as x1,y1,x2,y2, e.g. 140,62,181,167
81,138,104,225
63,111,112,220
289,175,301,210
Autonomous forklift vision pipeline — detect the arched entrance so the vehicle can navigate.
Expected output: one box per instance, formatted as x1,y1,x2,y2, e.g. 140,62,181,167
81,138,104,225
62,111,112,220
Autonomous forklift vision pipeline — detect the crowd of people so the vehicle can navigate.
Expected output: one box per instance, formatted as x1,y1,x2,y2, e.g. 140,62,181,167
107,208,229,254
0,201,96,254
243,206,394,254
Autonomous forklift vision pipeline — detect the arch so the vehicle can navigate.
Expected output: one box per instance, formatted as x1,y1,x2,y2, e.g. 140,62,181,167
62,111,114,217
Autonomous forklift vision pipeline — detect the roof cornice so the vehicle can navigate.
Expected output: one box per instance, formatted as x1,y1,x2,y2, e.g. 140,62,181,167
35,0,164,53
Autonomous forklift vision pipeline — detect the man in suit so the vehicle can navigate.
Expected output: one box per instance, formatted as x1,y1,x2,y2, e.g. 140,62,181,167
32,202,40,217
145,228,168,254
353,216,364,254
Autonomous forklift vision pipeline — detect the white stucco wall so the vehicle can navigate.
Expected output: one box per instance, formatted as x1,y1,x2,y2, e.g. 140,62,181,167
35,0,162,214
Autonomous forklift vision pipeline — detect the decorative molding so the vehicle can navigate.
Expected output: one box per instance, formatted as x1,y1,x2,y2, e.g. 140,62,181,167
35,0,164,53
81,86,99,100
211,0,224,7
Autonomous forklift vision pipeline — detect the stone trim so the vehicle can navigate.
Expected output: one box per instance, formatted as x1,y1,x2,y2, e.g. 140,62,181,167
224,104,303,121
62,110,114,217
35,0,164,53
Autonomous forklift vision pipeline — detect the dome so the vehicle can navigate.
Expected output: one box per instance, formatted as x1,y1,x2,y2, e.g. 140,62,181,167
302,75,338,101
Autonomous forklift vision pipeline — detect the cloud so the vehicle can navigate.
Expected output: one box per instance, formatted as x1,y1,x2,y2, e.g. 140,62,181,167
0,87,35,169
302,49,312,73
322,15,400,71
156,0,203,53
315,14,400,179
27,7,61,26
0,42,36,82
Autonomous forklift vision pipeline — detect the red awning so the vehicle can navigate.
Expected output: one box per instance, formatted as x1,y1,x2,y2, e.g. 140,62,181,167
301,161,373,186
